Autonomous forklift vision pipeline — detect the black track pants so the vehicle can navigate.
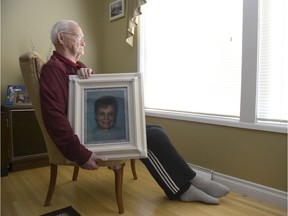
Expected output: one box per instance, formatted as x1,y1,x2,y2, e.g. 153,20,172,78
141,125,196,200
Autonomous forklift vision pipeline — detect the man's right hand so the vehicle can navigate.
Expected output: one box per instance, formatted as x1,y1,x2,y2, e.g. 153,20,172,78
80,152,106,170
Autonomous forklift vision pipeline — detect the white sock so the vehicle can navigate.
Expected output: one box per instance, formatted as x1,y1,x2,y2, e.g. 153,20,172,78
180,185,220,204
190,175,230,198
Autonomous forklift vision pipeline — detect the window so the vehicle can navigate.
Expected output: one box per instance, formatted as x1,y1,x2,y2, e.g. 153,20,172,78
257,0,288,124
139,0,287,133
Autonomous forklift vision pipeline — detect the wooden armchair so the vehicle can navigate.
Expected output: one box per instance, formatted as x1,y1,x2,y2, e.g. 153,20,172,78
19,51,136,214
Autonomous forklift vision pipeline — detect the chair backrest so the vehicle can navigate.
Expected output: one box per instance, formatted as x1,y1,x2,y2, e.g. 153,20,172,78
19,51,71,165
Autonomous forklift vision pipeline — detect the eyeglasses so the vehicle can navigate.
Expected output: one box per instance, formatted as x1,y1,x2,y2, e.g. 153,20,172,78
62,32,85,42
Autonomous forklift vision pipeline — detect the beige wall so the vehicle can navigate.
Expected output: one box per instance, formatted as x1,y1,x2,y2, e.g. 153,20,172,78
1,0,137,102
147,117,287,191
1,0,287,192
1,0,100,102
100,1,138,73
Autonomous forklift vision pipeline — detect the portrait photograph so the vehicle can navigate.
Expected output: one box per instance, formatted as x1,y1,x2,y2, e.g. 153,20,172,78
84,87,129,145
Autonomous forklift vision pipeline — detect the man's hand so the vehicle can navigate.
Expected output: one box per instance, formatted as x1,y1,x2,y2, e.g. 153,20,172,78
80,152,106,170
77,68,93,79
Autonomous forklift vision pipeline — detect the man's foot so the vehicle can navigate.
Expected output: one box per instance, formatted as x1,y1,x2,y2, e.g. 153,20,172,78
190,175,230,198
180,185,220,204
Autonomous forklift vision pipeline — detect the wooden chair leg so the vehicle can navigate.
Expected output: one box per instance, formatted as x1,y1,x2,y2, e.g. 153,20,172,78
72,165,79,181
44,164,57,207
130,159,137,180
109,163,125,214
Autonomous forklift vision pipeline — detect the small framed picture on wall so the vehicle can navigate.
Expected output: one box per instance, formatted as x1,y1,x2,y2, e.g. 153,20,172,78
109,0,125,21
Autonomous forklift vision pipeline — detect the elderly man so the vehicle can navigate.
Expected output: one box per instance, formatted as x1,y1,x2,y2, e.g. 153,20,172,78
40,20,229,204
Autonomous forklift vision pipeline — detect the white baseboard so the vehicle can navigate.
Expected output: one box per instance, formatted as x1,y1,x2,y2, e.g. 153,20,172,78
188,163,287,209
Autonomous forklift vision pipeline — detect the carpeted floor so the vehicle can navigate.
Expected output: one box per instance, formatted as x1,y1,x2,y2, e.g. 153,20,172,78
40,206,81,216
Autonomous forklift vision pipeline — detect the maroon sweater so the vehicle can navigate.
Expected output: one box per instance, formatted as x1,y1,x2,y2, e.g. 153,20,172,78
40,51,92,165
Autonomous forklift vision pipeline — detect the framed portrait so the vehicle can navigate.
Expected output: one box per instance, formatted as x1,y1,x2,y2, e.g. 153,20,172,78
109,0,125,21
68,73,147,160
13,91,32,106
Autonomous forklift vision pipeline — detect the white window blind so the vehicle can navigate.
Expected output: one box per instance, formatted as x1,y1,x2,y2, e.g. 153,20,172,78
140,0,288,131
257,0,288,124
141,0,243,118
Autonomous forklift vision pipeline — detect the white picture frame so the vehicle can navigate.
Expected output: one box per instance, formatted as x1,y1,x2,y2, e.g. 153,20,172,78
68,73,147,160
109,0,125,21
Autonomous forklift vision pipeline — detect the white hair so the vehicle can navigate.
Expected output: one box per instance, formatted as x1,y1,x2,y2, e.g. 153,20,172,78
50,20,79,45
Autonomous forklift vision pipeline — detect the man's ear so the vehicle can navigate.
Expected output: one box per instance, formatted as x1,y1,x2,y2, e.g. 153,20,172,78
57,32,65,44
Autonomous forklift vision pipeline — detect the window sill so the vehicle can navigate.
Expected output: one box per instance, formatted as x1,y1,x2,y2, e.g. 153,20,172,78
145,108,287,134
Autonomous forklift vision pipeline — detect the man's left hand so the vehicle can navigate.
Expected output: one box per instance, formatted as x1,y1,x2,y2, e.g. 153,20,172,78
77,68,93,79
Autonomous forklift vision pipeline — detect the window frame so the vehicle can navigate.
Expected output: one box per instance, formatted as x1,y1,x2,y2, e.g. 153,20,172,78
138,0,287,134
